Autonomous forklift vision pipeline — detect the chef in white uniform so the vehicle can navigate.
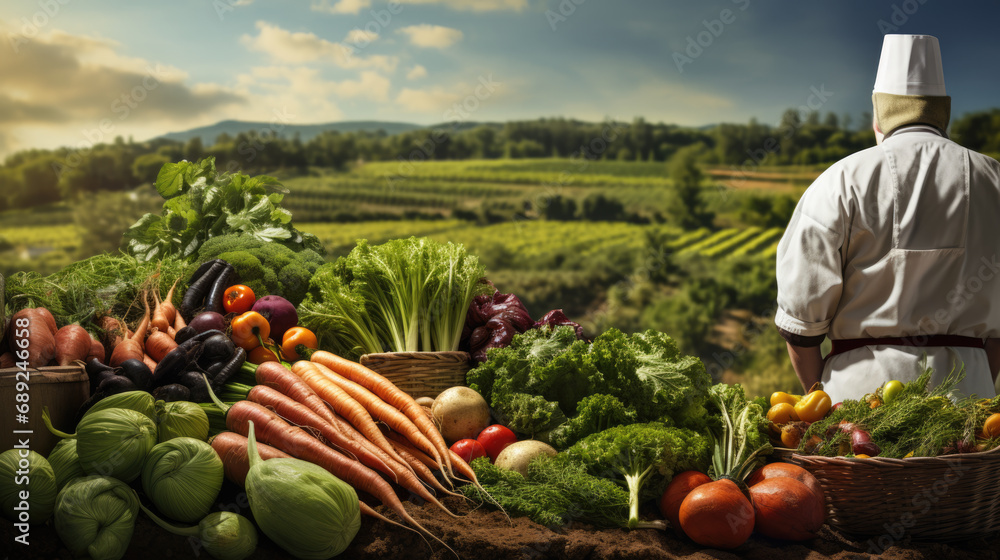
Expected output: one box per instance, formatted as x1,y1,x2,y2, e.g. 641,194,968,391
775,34,1000,403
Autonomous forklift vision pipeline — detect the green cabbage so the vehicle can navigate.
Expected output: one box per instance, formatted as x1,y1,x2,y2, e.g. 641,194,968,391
53,408,157,483
55,475,139,560
156,401,210,442
140,504,258,560
141,437,223,522
47,438,86,489
0,449,57,523
86,391,156,422
245,421,360,559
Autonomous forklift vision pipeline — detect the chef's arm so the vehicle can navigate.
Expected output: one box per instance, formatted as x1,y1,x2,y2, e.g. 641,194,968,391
786,343,825,392
778,328,826,392
987,338,1000,383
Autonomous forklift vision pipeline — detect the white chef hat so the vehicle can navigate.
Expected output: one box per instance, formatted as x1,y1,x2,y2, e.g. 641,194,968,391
872,34,946,96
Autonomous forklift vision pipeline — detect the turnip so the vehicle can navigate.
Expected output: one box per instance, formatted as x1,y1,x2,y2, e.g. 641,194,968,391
431,386,491,444
494,440,557,476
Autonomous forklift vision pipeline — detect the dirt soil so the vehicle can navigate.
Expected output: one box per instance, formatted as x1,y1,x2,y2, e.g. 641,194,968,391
5,482,1000,560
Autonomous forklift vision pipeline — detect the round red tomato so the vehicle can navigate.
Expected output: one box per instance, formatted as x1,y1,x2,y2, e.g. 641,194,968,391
223,285,256,314
450,439,487,464
476,424,518,462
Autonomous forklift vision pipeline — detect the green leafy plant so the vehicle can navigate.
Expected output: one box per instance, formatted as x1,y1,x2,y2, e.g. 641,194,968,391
123,158,321,261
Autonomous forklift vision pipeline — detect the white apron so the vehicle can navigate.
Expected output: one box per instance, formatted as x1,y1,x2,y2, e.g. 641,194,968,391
775,126,1000,403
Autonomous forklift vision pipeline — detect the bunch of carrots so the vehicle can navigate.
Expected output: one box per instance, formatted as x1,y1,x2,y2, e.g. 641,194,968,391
210,351,497,554
104,279,184,371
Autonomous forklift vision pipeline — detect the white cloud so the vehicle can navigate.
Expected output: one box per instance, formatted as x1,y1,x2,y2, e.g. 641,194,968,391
395,86,462,113
344,29,379,44
237,65,391,116
406,64,428,80
398,24,463,49
0,28,243,155
241,21,397,72
311,0,371,14
232,0,254,6
397,0,527,11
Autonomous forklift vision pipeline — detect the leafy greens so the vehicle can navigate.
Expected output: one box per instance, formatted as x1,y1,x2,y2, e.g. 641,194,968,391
123,157,321,261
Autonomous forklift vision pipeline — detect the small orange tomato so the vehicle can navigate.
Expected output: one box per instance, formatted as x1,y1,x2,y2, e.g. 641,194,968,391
767,403,799,425
230,311,270,351
281,326,319,361
984,413,1000,439
854,454,871,459
770,391,801,408
249,344,280,365
223,285,256,314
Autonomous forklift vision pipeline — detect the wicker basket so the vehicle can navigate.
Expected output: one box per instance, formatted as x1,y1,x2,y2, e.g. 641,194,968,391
775,446,1000,541
359,351,471,400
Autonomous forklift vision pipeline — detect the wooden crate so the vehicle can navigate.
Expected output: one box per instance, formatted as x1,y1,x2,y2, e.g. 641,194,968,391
0,365,89,456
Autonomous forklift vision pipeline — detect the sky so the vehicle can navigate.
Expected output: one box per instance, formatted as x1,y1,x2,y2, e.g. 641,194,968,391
2,0,1000,156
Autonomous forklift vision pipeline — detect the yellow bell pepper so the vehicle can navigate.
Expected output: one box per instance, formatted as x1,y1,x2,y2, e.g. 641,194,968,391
794,390,832,423
770,391,801,408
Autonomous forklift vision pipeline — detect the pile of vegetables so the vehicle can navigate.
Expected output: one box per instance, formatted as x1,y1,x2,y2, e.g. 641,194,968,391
466,326,712,447
299,237,487,358
208,355,479,555
793,370,1000,458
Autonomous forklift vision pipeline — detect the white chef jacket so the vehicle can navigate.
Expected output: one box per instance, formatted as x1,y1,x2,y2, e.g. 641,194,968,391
775,125,1000,403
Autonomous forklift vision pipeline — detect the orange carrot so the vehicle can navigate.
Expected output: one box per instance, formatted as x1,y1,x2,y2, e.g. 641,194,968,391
211,431,292,488
386,434,463,499
145,328,177,362
151,288,169,333
111,292,151,366
245,384,397,481
312,362,441,467
174,308,187,331
247,384,447,505
54,325,92,366
160,278,179,330
310,351,453,476
254,361,343,433
228,403,449,535
87,337,106,363
142,354,158,372
291,361,411,470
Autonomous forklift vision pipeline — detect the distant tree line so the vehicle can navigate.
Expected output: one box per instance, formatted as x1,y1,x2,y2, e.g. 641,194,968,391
3,109,998,210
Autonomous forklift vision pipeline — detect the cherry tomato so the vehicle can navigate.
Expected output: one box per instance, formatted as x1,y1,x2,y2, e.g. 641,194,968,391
882,380,904,404
248,344,279,365
281,327,319,362
769,391,801,408
476,424,518,462
984,413,1000,439
223,285,256,315
766,403,799,425
449,439,488,464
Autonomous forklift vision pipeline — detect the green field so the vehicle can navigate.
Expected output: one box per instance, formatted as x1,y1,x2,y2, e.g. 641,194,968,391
0,158,805,396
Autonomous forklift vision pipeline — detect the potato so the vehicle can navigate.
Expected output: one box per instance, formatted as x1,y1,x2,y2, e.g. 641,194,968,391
432,386,491,444
415,396,435,408
494,440,557,476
